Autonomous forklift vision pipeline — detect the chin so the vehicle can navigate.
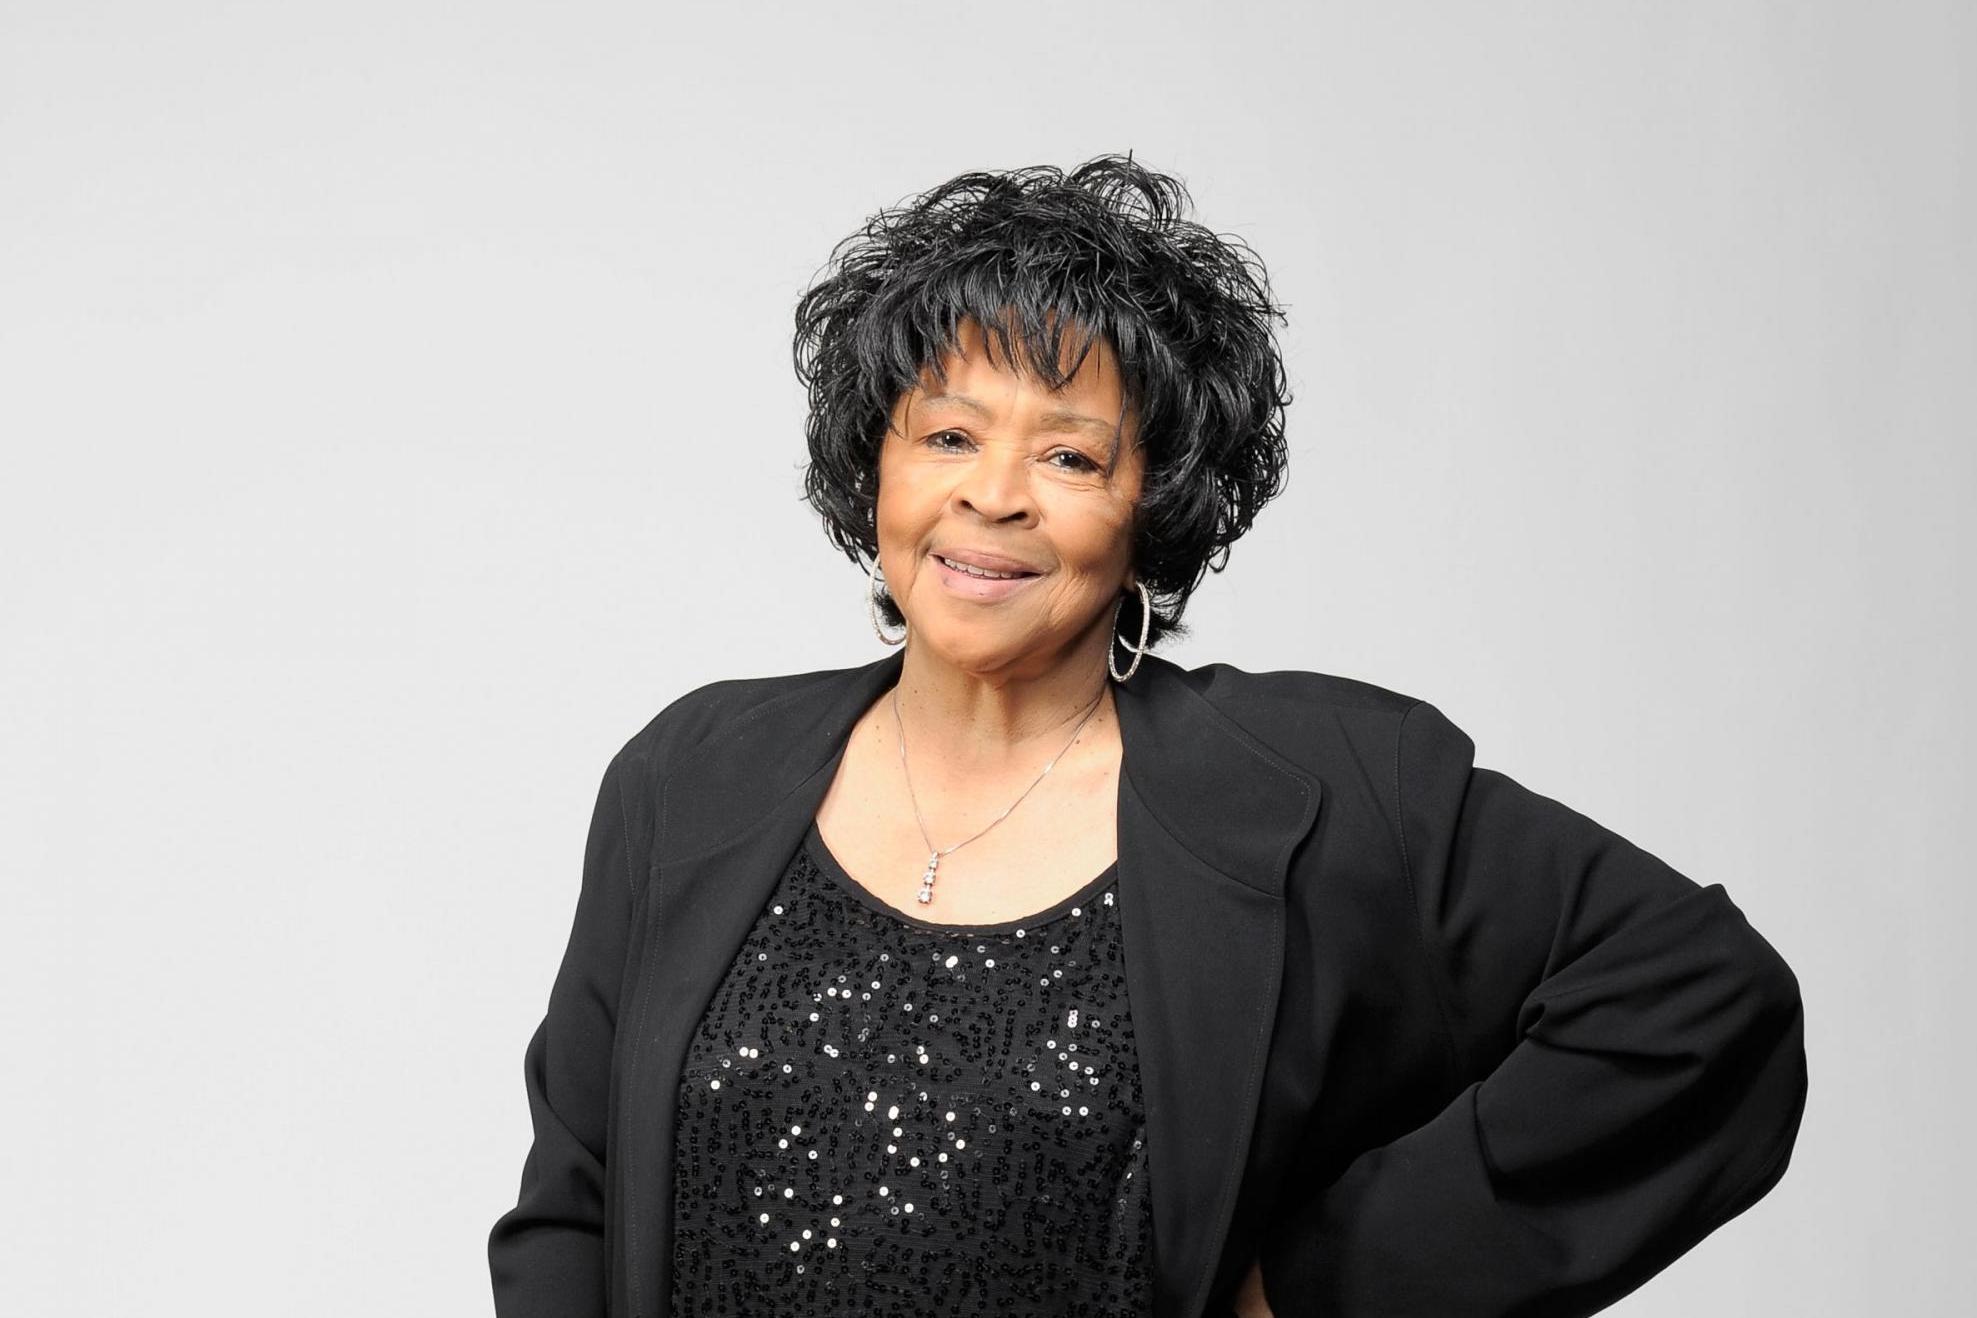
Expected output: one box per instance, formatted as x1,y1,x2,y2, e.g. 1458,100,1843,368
918,627,1030,673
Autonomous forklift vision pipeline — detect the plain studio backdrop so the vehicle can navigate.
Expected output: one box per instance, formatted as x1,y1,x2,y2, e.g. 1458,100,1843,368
2,1,1968,1314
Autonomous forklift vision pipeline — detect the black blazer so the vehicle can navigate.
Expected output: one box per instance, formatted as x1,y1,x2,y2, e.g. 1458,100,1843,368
489,649,1808,1318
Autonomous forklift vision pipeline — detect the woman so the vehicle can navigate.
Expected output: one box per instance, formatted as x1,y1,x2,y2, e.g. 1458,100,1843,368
488,156,1807,1318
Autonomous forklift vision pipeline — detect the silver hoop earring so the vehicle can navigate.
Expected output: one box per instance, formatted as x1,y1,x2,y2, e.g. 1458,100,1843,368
1109,580,1151,682
868,554,906,647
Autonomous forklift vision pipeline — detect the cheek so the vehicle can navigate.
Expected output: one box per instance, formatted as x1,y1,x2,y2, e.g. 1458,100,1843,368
872,456,913,533
1066,509,1135,576
876,480,929,546
874,474,942,575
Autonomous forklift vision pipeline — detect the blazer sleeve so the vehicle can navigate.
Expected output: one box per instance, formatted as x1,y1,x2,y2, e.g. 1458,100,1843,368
1257,700,1809,1318
487,747,640,1318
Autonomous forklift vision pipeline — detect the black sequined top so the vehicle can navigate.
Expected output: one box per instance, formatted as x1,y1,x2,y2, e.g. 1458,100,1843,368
669,821,1153,1316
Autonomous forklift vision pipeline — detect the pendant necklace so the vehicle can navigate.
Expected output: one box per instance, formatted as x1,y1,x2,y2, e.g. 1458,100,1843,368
891,683,1107,905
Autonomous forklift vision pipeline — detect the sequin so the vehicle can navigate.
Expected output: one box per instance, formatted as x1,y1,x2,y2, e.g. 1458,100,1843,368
670,821,1150,1315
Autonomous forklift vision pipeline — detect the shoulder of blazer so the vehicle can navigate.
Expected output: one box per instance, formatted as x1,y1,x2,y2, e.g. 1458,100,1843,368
1167,662,1481,890
617,666,846,764
1171,660,1429,768
596,665,852,904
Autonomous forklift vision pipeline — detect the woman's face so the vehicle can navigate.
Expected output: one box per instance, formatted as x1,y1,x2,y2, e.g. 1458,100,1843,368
876,318,1144,681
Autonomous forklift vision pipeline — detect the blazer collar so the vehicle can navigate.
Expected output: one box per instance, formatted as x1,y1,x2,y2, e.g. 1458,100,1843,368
622,649,1321,1318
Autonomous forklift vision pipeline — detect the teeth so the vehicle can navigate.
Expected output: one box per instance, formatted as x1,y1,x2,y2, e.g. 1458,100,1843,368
939,555,1024,580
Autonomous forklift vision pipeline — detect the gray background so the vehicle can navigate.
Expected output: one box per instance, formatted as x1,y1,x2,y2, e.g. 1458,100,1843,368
3,1,1968,1313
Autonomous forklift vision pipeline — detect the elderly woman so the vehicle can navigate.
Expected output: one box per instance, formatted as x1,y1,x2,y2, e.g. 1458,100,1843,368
488,156,1807,1318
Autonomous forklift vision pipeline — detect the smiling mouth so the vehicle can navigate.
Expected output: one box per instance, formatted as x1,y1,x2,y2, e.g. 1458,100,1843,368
932,554,1039,581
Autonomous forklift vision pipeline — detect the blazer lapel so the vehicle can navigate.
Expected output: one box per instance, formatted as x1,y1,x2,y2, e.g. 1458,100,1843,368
621,650,905,1318
618,648,1321,1318
1113,655,1322,1318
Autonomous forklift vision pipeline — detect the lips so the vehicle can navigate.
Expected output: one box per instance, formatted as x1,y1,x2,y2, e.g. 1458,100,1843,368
927,549,1044,600
932,554,1036,580
928,547,1044,578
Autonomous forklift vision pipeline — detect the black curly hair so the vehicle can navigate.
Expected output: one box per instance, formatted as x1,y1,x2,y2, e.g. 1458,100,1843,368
793,153,1291,649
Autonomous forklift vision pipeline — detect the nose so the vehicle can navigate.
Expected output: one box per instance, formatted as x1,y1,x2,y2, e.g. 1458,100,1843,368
950,445,1037,525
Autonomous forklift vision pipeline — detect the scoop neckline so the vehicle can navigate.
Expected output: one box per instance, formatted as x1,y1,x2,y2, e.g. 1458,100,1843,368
804,820,1118,937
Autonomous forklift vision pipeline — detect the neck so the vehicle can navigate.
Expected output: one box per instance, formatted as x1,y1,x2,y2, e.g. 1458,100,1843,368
890,623,1115,775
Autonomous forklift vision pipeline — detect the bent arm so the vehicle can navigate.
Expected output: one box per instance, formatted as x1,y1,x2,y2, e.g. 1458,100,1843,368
1258,701,1808,1318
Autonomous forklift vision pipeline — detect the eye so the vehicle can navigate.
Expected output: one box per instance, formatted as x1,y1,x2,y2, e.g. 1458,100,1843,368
1047,448,1101,473
922,429,973,451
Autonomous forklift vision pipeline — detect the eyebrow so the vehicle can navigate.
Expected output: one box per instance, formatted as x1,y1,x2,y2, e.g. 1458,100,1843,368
919,391,1119,439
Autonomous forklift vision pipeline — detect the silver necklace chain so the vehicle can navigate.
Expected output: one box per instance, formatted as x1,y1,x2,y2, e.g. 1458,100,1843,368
890,683,1107,906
